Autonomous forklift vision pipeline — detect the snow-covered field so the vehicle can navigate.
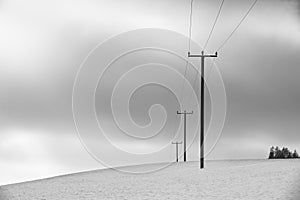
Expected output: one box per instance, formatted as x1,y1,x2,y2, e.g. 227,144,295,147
1,159,300,200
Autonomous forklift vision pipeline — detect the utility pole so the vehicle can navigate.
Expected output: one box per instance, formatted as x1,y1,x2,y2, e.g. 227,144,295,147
188,51,218,169
172,141,182,162
177,110,193,162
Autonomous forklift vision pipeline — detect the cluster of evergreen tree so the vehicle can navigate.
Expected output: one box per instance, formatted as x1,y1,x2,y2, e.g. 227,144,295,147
269,146,299,159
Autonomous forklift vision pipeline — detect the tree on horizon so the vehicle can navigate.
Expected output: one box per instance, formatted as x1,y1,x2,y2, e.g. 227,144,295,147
293,150,299,158
268,146,299,159
269,146,275,159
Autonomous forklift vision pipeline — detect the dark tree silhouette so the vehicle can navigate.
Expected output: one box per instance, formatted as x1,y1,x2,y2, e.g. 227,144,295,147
282,147,290,158
288,151,293,158
293,150,299,158
269,147,299,159
269,146,275,159
274,146,282,158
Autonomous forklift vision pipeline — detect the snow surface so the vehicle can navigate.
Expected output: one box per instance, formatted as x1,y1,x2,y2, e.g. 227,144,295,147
1,159,300,200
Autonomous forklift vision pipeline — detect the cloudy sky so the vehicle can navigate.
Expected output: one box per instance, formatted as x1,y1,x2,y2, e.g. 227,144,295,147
1,0,300,185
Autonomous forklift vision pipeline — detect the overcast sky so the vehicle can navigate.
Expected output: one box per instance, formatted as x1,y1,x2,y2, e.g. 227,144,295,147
1,0,300,185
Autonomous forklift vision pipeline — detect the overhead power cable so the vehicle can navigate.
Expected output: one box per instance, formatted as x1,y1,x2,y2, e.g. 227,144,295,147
203,0,225,50
180,0,194,97
217,0,259,51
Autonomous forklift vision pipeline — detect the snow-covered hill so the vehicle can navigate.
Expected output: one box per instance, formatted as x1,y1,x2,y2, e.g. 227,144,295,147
1,159,300,200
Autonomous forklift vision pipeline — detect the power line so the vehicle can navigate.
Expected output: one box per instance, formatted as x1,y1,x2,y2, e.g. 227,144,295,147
203,0,225,50
180,0,194,98
204,0,259,91
217,0,259,51
186,0,224,101
196,0,258,102
187,0,224,101
188,0,194,51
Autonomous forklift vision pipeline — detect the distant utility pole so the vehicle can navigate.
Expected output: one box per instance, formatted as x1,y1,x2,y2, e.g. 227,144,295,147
177,110,193,162
172,141,182,162
188,51,218,169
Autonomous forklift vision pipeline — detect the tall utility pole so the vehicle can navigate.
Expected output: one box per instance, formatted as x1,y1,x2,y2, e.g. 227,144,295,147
188,51,218,169
172,141,182,162
177,110,193,162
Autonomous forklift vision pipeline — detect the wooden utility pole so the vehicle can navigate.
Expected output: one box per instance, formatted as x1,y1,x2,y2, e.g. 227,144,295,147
188,51,218,169
177,110,193,162
172,141,182,162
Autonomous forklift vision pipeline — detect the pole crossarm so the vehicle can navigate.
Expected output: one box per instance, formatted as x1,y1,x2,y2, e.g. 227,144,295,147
188,51,218,58
172,142,183,144
177,111,194,115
